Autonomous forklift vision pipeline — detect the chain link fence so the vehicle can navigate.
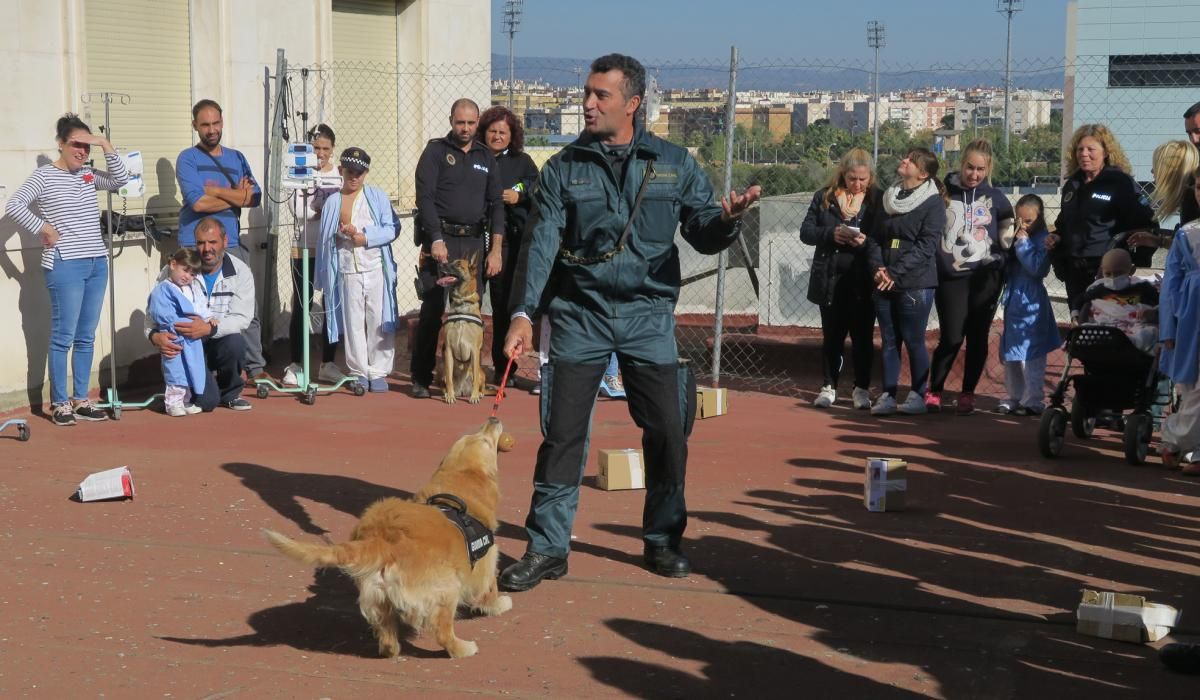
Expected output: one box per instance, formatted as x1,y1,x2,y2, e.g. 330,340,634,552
259,51,1192,400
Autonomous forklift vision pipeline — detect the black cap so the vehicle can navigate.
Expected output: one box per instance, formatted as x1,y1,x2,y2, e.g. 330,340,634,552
339,147,370,172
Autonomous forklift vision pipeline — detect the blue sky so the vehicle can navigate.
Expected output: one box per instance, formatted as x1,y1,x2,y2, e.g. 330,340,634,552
493,0,1069,63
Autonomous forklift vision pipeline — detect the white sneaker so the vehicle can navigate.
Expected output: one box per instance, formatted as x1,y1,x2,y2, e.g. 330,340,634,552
870,393,897,416
183,403,202,415
897,391,928,415
166,404,188,417
852,387,872,410
282,363,302,387
318,362,347,383
813,385,836,408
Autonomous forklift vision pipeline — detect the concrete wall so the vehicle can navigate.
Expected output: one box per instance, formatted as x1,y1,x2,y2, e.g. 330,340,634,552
1071,0,1200,181
0,0,490,410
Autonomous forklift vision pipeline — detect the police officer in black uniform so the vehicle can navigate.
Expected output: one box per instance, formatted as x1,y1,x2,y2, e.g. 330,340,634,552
410,98,505,398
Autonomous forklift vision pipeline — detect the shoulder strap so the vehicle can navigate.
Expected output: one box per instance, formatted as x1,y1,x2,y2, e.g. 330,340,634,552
559,158,657,265
199,147,239,188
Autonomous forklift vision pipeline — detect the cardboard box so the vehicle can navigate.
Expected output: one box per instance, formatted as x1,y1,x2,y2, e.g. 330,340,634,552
77,466,135,502
1076,589,1181,643
598,449,645,490
864,457,906,512
696,387,728,419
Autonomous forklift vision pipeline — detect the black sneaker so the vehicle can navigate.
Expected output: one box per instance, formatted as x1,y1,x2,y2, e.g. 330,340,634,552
72,400,109,422
52,403,77,427
224,398,253,411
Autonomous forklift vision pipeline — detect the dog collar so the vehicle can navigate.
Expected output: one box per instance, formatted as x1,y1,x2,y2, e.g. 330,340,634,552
427,493,494,565
445,313,484,327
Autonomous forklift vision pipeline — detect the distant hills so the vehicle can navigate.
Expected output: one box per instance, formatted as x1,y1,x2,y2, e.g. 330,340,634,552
495,54,1067,92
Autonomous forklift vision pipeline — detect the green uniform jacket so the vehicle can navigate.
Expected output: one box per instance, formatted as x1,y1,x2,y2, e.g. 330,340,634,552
516,126,739,320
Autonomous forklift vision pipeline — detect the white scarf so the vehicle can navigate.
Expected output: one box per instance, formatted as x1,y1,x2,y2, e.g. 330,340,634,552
882,178,939,215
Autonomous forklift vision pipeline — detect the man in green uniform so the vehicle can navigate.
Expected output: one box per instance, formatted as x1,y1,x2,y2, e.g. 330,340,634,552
499,54,760,591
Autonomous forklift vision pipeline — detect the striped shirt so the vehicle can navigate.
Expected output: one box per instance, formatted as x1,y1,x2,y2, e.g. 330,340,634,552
8,152,130,269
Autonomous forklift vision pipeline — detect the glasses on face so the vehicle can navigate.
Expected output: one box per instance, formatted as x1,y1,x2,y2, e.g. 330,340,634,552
67,140,92,150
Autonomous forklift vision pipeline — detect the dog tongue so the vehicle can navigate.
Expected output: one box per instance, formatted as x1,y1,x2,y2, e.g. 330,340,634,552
436,276,457,287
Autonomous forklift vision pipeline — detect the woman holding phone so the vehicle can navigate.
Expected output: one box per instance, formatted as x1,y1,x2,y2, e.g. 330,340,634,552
800,148,881,409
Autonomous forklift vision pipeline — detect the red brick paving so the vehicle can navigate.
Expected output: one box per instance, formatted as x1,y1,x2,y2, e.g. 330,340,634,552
1,368,1197,698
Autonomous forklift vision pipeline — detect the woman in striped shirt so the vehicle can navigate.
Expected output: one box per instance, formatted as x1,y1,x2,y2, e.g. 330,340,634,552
9,113,129,426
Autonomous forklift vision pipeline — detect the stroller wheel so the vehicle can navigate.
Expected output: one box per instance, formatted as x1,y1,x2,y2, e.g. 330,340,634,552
1070,400,1095,439
1039,408,1068,458
1123,414,1151,465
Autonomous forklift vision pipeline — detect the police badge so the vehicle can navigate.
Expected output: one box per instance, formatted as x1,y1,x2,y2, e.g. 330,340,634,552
446,153,456,166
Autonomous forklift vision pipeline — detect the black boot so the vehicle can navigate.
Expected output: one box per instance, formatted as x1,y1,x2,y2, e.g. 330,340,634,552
499,552,568,592
1160,643,1200,674
644,545,691,578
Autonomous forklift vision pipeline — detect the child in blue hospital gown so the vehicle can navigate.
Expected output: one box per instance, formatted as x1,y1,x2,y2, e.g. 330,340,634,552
147,249,213,417
1160,216,1200,471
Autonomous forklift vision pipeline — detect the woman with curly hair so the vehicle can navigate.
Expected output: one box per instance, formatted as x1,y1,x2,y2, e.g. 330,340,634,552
476,105,539,387
1052,124,1154,315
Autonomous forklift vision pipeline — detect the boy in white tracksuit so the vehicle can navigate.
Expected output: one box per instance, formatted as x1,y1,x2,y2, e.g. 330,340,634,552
314,147,400,392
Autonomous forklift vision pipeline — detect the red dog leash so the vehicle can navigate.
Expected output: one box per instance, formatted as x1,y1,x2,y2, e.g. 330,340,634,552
490,354,518,418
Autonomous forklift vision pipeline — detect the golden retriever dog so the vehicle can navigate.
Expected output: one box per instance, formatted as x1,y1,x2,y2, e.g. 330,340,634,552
263,418,515,658
440,254,486,405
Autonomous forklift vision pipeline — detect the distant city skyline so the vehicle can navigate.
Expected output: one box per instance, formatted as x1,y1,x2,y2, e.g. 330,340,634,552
492,0,1070,63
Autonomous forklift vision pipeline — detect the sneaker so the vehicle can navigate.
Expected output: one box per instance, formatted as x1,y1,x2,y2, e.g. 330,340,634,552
52,402,77,427
995,400,1015,414
318,362,347,383
599,374,626,399
1013,405,1043,417
368,377,388,393
924,392,942,412
183,403,203,415
166,404,189,417
224,398,253,411
897,391,928,415
281,363,302,387
529,383,541,396
956,392,976,416
870,393,897,416
72,400,109,422
852,387,872,410
411,383,430,399
813,385,836,408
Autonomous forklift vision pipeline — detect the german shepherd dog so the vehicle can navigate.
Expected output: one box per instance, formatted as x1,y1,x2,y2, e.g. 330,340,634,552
264,418,515,658
439,253,486,404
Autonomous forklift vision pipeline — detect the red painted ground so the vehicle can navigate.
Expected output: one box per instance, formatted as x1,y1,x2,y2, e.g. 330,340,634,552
1,365,1198,698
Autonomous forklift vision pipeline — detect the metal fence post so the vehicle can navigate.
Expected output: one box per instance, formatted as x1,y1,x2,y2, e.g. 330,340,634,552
263,48,287,349
711,46,738,387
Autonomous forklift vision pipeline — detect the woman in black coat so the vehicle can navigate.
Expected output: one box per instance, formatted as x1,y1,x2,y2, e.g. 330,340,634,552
800,148,881,410
478,106,539,386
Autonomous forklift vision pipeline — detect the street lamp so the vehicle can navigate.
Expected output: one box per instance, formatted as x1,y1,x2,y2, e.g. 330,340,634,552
503,1,524,109
997,0,1024,152
867,21,885,163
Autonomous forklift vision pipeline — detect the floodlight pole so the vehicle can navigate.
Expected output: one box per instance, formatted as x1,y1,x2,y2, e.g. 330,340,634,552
868,21,885,164
997,0,1024,152
504,1,524,109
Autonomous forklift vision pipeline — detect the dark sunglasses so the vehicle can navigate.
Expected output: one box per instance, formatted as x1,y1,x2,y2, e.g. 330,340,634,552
67,140,92,150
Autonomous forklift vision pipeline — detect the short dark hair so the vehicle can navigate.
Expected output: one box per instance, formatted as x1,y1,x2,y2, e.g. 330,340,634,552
195,217,226,238
192,99,223,121
590,54,646,101
1185,102,1200,120
169,248,203,272
55,113,91,143
450,98,480,117
309,123,336,145
477,106,525,153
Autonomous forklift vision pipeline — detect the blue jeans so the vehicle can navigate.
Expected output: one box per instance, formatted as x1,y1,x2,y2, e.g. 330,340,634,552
874,288,934,398
603,352,619,378
44,252,109,405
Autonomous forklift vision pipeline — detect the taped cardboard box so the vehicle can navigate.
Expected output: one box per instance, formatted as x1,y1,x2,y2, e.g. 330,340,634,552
696,387,728,419
1076,589,1180,643
864,457,906,512
598,449,645,490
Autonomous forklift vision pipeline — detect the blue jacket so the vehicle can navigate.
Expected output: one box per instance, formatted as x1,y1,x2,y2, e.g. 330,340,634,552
1001,230,1061,361
1160,224,1200,384
147,280,209,392
314,184,400,343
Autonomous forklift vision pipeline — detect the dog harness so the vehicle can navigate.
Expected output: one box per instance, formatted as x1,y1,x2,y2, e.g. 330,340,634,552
427,493,494,565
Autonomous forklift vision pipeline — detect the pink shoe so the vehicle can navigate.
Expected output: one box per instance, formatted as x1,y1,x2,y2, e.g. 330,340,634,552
956,392,976,415
924,392,942,412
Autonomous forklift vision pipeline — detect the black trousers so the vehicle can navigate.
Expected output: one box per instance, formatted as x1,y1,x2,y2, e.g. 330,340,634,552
409,235,487,387
488,240,523,377
1062,256,1103,313
818,273,875,390
289,256,338,365
930,268,1004,394
195,333,247,411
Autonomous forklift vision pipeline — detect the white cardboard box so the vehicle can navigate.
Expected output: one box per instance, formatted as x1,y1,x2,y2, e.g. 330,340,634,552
864,457,907,512
1076,589,1180,643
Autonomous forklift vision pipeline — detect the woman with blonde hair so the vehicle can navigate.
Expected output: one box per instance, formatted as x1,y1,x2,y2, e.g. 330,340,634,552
1052,123,1154,314
800,148,882,409
1126,140,1200,252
